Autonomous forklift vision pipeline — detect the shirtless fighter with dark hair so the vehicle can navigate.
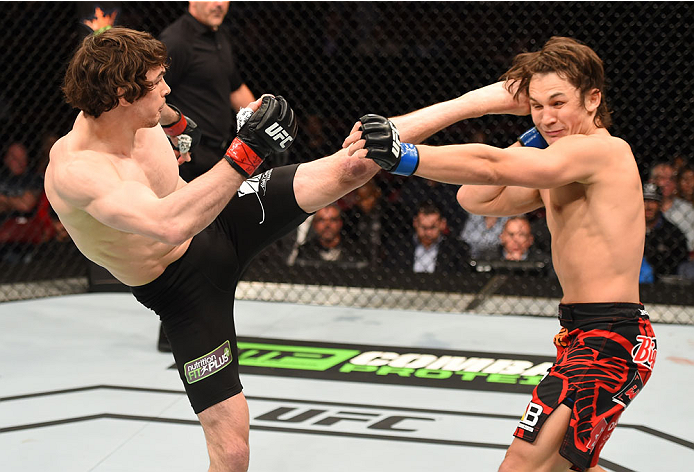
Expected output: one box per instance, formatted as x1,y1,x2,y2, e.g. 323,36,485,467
346,37,657,472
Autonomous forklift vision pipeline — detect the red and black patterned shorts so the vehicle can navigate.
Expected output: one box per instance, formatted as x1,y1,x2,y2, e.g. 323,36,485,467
513,303,657,471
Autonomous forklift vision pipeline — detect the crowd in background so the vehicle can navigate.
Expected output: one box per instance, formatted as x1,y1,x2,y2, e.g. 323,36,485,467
282,149,694,285
1,126,692,286
1,2,692,288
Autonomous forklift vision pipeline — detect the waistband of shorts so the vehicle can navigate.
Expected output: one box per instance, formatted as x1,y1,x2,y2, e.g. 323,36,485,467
557,302,645,323
130,238,195,298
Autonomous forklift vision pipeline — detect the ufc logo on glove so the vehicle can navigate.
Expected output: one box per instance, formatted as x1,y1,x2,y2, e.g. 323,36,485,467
265,122,294,149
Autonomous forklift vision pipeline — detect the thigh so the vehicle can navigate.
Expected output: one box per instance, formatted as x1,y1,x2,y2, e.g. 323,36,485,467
162,268,243,414
504,405,574,472
218,164,308,267
144,230,245,414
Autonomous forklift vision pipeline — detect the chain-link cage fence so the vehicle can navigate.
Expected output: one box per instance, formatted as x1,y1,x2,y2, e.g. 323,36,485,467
0,2,692,323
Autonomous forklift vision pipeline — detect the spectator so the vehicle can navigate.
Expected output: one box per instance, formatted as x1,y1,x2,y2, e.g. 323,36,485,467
0,143,42,215
639,257,655,284
0,143,47,256
386,201,470,274
159,1,256,182
394,177,468,237
342,179,386,265
526,208,551,254
677,258,694,280
302,113,334,160
642,182,688,278
460,214,508,259
295,204,368,269
672,154,689,176
677,165,694,206
649,161,694,252
475,216,552,276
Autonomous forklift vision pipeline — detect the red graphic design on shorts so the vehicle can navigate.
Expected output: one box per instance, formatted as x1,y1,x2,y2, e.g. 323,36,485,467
585,417,608,452
553,326,570,348
553,335,630,453
516,311,656,471
631,335,657,370
226,139,263,175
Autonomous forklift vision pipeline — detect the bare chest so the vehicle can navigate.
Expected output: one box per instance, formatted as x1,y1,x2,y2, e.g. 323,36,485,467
543,184,587,231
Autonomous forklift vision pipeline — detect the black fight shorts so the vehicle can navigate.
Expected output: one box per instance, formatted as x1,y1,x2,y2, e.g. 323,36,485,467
513,303,657,471
132,165,308,414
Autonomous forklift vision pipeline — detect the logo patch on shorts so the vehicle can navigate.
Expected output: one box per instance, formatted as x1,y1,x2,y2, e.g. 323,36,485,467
586,418,609,451
184,340,232,384
631,335,657,370
612,370,644,407
517,401,543,432
237,170,273,224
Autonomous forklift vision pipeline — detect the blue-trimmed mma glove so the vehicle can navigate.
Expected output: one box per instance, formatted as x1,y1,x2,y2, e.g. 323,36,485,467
518,126,548,149
224,95,297,177
358,114,419,176
162,104,202,155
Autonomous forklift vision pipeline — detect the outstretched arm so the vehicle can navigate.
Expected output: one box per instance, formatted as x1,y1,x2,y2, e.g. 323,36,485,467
453,142,543,216
412,140,595,188
291,81,530,216
387,81,538,216
390,81,530,144
345,117,608,216
50,95,297,244
53,155,245,245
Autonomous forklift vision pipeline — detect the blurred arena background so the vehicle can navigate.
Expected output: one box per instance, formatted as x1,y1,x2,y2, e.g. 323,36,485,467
0,1,692,323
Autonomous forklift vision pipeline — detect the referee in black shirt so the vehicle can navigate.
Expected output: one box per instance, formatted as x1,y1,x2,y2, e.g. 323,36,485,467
157,2,255,351
160,1,255,182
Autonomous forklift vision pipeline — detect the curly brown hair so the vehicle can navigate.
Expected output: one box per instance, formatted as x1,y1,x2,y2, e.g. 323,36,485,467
62,27,168,118
501,37,612,129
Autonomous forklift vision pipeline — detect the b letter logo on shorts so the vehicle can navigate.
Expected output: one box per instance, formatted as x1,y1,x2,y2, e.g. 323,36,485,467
517,401,543,432
184,340,232,384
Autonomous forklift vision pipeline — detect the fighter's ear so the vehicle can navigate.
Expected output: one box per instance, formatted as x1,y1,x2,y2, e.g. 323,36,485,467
585,88,601,113
117,88,131,108
439,217,447,231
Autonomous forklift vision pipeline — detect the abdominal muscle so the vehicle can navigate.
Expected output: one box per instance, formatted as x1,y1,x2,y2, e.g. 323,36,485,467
65,212,191,287
550,229,642,304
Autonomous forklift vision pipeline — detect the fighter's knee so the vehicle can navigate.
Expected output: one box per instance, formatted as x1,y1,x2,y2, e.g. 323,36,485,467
498,449,525,472
337,151,380,185
211,437,250,472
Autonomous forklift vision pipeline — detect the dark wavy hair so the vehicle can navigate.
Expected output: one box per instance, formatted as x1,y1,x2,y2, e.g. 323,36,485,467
62,27,168,118
501,36,612,129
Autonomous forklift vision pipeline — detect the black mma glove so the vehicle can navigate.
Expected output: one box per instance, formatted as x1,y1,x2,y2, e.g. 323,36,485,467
162,104,201,154
224,95,297,178
358,114,419,176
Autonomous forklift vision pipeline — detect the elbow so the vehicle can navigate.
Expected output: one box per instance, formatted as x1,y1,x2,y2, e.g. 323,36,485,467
456,186,475,212
158,220,192,246
456,183,497,215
